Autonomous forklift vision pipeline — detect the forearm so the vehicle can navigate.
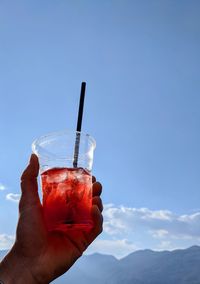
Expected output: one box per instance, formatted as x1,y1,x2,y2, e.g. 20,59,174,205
0,248,38,284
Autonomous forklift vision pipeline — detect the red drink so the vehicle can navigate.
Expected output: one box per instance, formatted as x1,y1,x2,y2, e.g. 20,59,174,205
41,167,93,232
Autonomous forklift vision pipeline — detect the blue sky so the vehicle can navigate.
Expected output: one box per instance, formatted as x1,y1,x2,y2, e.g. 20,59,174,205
1,0,200,258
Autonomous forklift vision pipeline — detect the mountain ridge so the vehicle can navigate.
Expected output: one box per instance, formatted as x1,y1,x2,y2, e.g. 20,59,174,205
1,246,200,283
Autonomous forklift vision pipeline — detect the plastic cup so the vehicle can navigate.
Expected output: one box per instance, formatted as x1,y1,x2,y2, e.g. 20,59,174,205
32,130,96,232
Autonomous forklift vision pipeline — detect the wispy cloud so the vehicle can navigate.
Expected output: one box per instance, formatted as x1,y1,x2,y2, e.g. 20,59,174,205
0,183,6,191
87,204,200,257
6,193,20,203
103,205,200,240
156,240,180,251
0,234,15,250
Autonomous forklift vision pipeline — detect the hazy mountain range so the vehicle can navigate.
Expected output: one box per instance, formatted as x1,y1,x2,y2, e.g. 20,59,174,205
1,246,200,283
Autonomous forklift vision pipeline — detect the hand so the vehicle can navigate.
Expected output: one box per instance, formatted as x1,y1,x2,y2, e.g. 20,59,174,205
0,154,103,283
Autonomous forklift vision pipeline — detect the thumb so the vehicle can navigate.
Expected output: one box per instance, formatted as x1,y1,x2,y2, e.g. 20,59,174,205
20,154,41,212
21,154,39,181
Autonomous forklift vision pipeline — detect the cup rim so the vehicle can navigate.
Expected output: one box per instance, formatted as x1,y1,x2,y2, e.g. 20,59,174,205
32,129,96,160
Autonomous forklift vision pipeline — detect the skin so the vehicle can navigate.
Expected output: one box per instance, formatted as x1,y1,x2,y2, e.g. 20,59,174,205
0,154,103,283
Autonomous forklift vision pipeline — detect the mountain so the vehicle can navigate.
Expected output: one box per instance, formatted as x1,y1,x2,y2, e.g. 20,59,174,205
56,253,120,284
56,246,200,284
1,246,200,283
110,246,200,284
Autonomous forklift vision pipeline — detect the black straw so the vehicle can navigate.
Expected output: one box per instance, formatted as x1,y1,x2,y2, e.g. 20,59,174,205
73,82,86,167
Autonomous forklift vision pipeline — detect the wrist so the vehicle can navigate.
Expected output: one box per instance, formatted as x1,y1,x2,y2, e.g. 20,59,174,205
0,246,38,284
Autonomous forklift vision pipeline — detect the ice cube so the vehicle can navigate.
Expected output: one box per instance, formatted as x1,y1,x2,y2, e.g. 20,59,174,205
74,168,90,184
57,182,72,193
74,168,85,180
47,171,68,183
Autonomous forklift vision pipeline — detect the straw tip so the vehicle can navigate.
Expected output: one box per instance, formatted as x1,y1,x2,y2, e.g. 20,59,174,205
82,82,86,86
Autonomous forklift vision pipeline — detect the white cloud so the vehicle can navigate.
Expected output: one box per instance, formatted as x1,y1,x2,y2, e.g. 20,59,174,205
6,193,20,203
0,234,15,250
0,183,6,191
89,204,200,257
149,229,169,238
103,204,200,240
86,239,139,259
155,240,185,251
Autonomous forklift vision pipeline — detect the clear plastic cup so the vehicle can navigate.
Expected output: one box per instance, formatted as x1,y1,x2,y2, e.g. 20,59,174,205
32,130,96,232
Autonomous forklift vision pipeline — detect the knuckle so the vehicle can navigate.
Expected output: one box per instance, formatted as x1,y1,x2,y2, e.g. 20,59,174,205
98,225,103,235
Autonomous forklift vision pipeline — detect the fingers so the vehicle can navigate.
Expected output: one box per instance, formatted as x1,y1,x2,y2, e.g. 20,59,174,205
91,179,103,235
92,182,102,197
82,178,103,246
91,205,103,237
92,196,103,212
85,205,103,245
19,154,41,213
92,181,103,212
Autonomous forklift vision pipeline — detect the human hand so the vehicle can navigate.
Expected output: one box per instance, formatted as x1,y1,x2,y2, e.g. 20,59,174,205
0,154,103,283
